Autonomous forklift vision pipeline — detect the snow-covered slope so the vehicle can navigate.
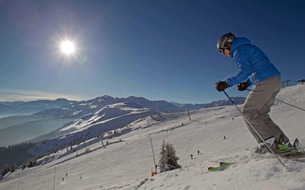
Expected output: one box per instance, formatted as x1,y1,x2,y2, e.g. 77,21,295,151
28,102,156,156
60,102,152,134
1,85,305,190
276,85,305,105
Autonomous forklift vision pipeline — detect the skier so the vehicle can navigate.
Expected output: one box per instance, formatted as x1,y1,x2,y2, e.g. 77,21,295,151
214,32,294,154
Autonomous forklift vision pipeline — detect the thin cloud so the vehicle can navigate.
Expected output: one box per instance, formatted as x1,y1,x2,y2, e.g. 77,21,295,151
0,89,81,102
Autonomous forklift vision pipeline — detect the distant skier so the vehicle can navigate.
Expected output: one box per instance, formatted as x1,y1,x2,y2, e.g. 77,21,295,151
214,32,294,153
190,154,193,159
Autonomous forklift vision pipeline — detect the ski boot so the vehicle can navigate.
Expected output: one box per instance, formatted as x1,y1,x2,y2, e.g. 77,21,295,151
275,134,298,154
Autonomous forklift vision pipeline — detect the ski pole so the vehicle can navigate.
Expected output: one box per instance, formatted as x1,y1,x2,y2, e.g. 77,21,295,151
223,90,286,168
275,99,305,112
245,89,305,112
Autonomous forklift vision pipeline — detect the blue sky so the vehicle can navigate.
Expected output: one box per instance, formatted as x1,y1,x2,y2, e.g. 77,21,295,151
0,0,304,103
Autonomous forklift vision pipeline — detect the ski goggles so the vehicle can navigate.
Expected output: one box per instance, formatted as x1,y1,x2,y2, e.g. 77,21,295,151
217,42,225,54
217,47,225,54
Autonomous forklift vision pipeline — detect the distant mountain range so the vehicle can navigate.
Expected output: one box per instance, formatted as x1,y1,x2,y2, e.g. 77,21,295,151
31,95,246,125
0,95,246,147
172,97,245,110
0,98,76,116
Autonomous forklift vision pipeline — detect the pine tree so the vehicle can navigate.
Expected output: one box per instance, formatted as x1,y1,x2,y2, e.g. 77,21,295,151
158,140,181,173
11,164,16,173
165,142,181,170
158,140,167,173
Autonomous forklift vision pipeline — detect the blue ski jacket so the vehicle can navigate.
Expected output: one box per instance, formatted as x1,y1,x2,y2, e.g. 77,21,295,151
226,37,281,87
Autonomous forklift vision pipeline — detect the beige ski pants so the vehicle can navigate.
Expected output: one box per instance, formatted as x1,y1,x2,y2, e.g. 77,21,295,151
242,76,289,143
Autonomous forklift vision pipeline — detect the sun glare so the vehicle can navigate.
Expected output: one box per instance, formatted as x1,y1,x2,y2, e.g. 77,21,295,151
60,40,76,56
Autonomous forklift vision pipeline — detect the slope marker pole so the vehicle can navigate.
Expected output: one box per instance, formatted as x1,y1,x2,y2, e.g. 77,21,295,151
149,134,157,174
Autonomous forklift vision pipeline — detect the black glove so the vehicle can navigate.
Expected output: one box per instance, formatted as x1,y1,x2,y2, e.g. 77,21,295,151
237,81,250,91
215,81,229,92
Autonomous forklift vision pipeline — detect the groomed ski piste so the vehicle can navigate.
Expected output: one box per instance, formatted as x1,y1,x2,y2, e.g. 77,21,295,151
1,85,305,190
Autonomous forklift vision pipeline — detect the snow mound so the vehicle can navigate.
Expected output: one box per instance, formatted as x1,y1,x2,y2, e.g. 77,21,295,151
276,85,305,105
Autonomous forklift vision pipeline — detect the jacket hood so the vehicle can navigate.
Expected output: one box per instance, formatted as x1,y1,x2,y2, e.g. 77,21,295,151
230,37,251,57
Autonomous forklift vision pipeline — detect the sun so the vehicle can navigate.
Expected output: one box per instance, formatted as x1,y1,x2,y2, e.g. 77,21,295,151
60,40,76,56
54,35,87,64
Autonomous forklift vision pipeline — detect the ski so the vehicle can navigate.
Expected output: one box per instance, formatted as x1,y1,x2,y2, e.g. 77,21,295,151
277,150,305,159
253,149,305,159
208,162,235,172
220,161,234,167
